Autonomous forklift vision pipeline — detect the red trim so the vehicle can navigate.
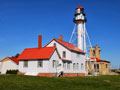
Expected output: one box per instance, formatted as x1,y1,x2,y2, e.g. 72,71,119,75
63,73,85,77
18,72,25,75
90,58,110,63
7,57,19,64
18,73,85,77
44,39,54,47
37,73,54,77
55,48,61,60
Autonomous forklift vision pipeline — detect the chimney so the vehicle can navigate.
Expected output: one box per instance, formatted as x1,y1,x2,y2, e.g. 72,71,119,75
38,35,42,48
59,35,63,41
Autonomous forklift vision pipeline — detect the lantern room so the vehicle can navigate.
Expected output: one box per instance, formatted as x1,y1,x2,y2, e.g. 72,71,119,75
73,5,87,23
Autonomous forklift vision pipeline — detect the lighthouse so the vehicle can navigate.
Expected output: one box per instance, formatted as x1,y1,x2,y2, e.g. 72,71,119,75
73,5,87,51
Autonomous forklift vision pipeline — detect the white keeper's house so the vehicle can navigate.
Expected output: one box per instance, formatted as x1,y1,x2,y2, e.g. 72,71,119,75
18,35,86,77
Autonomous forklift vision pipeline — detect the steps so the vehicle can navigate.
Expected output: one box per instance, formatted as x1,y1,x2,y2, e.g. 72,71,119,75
25,72,39,76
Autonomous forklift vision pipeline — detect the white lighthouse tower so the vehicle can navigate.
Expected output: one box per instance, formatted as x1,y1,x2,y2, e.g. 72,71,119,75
70,5,98,76
73,5,87,51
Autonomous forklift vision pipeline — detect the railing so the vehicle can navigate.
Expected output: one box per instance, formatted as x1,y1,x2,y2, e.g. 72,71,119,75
54,60,63,77
73,17,87,21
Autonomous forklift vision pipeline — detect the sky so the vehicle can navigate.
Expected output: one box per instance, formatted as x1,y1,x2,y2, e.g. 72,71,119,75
0,0,120,69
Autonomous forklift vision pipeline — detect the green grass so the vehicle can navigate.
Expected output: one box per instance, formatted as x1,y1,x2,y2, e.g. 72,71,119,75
0,75,120,90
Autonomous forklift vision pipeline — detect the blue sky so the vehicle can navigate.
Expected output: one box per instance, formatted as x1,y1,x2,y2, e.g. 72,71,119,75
0,0,120,69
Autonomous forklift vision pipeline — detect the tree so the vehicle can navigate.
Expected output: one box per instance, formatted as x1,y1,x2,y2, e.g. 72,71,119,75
12,53,20,58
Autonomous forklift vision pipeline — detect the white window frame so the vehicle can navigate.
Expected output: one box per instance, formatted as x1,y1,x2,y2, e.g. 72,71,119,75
38,60,43,68
106,64,108,69
77,63,79,70
73,63,75,70
81,63,83,70
62,51,66,58
53,43,56,47
94,64,99,72
23,60,28,68
53,60,56,68
67,63,70,70
63,62,66,70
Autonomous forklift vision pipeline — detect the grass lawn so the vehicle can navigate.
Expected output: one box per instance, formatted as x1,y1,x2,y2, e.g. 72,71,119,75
0,75,120,90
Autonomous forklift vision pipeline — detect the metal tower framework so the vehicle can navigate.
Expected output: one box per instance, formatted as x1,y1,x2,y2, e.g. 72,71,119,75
69,24,98,76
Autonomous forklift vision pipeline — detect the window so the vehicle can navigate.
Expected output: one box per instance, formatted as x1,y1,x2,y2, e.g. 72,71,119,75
73,63,75,70
106,64,108,69
67,63,70,70
77,63,79,70
81,63,83,70
63,62,66,69
66,63,68,69
53,43,56,47
63,51,66,58
94,64,99,72
93,50,95,56
77,53,80,58
24,60,28,68
38,60,43,67
53,60,56,68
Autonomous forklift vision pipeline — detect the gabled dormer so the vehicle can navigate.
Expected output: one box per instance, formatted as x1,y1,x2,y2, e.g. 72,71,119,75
45,35,85,61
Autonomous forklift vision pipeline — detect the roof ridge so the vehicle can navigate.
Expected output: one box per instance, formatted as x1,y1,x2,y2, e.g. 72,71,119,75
7,57,18,59
24,46,56,50
54,38,74,45
18,46,56,60
54,38,85,54
7,57,19,64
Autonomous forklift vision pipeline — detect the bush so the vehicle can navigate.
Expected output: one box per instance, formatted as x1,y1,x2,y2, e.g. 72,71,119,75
6,70,19,74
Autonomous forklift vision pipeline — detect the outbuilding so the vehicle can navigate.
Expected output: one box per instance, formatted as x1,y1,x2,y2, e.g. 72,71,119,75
0,57,18,74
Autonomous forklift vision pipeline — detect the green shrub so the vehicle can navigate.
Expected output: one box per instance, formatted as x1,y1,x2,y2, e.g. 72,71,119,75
6,70,18,74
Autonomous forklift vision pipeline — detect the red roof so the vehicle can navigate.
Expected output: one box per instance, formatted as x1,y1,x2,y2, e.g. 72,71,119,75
77,5,83,9
8,57,19,64
45,38,85,54
90,58,110,63
55,39,85,54
18,47,56,60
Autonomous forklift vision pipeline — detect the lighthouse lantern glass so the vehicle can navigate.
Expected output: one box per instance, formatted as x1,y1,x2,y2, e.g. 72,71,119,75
76,8,80,14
